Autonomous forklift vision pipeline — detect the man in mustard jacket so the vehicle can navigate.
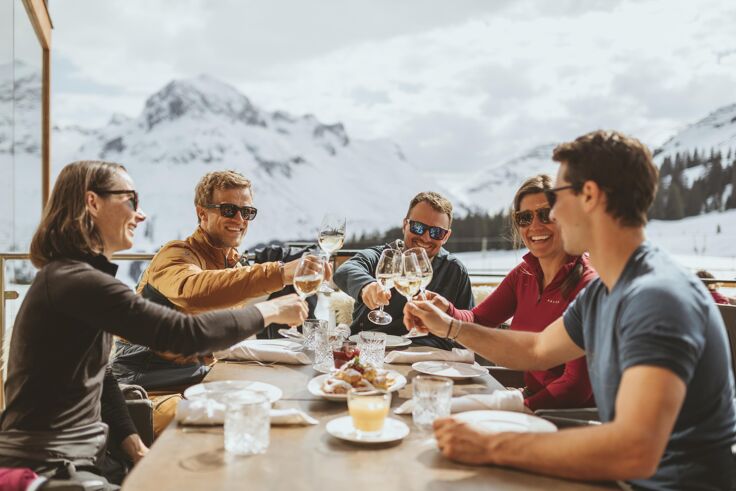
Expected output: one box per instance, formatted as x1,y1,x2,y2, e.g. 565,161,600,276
111,170,321,435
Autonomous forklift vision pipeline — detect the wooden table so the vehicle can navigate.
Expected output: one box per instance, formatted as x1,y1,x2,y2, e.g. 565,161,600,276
123,354,617,491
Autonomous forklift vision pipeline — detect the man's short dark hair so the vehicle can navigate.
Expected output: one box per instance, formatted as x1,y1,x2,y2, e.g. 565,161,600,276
552,130,659,227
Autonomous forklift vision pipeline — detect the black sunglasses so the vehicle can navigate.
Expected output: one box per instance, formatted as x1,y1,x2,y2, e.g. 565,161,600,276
204,203,258,221
92,189,139,211
514,207,552,227
543,185,577,208
408,220,449,240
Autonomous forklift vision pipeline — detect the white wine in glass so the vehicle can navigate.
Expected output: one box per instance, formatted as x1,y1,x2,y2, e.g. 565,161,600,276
399,251,428,338
318,214,346,255
404,247,433,297
367,249,400,325
293,252,326,300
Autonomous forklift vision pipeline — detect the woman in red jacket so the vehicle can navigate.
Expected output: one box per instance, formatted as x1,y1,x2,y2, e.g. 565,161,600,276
417,174,597,410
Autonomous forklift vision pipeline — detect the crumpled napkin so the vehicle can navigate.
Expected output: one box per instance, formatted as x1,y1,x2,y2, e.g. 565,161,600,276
384,348,474,364
214,339,311,364
176,399,318,426
394,390,524,415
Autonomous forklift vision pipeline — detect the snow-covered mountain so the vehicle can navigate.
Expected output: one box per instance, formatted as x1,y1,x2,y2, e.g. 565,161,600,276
654,103,736,165
53,75,441,250
454,143,558,214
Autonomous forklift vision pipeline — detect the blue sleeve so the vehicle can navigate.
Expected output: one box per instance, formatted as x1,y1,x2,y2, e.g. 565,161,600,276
563,290,586,350
617,285,706,384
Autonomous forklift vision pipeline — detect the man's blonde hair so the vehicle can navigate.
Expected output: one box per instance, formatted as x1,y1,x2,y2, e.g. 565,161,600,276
406,191,454,227
195,170,252,206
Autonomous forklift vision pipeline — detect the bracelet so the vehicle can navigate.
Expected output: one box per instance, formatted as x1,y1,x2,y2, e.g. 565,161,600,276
450,321,463,340
445,319,454,339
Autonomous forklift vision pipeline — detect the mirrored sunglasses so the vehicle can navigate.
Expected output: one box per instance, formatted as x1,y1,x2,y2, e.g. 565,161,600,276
408,220,449,240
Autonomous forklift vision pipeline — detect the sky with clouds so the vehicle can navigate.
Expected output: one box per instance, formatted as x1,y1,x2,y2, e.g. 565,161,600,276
49,0,736,173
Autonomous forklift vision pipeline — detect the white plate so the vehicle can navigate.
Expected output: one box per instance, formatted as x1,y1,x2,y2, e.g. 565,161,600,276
453,410,558,434
326,416,410,443
348,334,411,348
411,361,487,379
183,380,283,404
312,364,335,375
307,371,407,401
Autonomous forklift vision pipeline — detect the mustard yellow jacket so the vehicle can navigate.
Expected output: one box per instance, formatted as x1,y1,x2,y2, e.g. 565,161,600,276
136,227,284,314
132,227,285,363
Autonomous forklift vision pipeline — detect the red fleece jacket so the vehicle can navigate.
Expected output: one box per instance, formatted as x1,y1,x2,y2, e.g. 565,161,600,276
449,253,597,410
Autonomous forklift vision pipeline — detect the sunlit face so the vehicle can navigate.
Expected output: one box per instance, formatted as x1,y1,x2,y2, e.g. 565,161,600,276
197,186,253,248
549,163,586,255
402,201,452,259
516,192,564,260
91,171,146,255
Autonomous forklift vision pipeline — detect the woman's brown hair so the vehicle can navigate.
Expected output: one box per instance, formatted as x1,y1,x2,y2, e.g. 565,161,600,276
30,160,128,268
511,174,583,300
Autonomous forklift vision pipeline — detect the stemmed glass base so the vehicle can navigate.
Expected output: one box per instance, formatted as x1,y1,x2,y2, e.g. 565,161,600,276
367,309,392,325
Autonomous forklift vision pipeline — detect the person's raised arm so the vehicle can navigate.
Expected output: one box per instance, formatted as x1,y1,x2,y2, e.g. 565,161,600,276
405,301,583,370
435,365,685,481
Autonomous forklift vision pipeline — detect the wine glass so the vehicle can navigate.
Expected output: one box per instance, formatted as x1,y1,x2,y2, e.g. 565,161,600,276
317,213,346,293
367,248,400,325
293,252,327,300
396,251,427,338
404,247,432,299
292,252,326,334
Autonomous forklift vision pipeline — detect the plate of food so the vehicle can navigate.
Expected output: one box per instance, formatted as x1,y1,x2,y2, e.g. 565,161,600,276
308,358,407,401
348,333,411,348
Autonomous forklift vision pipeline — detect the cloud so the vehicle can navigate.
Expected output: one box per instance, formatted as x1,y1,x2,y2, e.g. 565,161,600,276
49,0,736,173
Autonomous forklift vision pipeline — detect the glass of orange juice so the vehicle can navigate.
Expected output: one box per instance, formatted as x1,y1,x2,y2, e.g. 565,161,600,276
347,389,391,437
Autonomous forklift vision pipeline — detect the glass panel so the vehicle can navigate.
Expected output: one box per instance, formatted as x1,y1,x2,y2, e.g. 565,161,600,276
12,0,42,253
0,0,13,250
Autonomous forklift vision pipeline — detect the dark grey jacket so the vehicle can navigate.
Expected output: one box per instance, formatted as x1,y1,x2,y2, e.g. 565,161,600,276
334,246,474,350
0,254,263,437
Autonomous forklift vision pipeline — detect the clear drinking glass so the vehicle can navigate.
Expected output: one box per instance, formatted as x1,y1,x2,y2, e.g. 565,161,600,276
357,331,387,368
293,252,326,300
292,252,327,335
317,213,346,293
301,319,326,351
224,390,271,455
367,248,400,325
395,252,425,337
313,321,335,371
412,375,453,431
404,247,433,298
348,389,391,437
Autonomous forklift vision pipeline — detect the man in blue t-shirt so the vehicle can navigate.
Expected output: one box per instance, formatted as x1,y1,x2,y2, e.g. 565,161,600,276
406,130,736,490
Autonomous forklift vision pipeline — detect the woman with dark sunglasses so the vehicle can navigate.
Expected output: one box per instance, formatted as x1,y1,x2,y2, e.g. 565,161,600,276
407,174,597,411
0,161,308,489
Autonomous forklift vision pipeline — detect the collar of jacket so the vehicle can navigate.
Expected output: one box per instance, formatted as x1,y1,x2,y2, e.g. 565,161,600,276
78,253,119,277
521,251,582,291
192,226,242,269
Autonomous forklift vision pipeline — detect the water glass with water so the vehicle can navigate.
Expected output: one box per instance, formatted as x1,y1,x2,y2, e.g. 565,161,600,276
357,331,387,368
301,319,325,351
224,390,270,456
412,375,453,431
313,321,334,371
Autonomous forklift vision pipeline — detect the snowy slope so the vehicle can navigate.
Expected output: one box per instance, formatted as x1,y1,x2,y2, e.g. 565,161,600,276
456,143,558,214
654,103,736,165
